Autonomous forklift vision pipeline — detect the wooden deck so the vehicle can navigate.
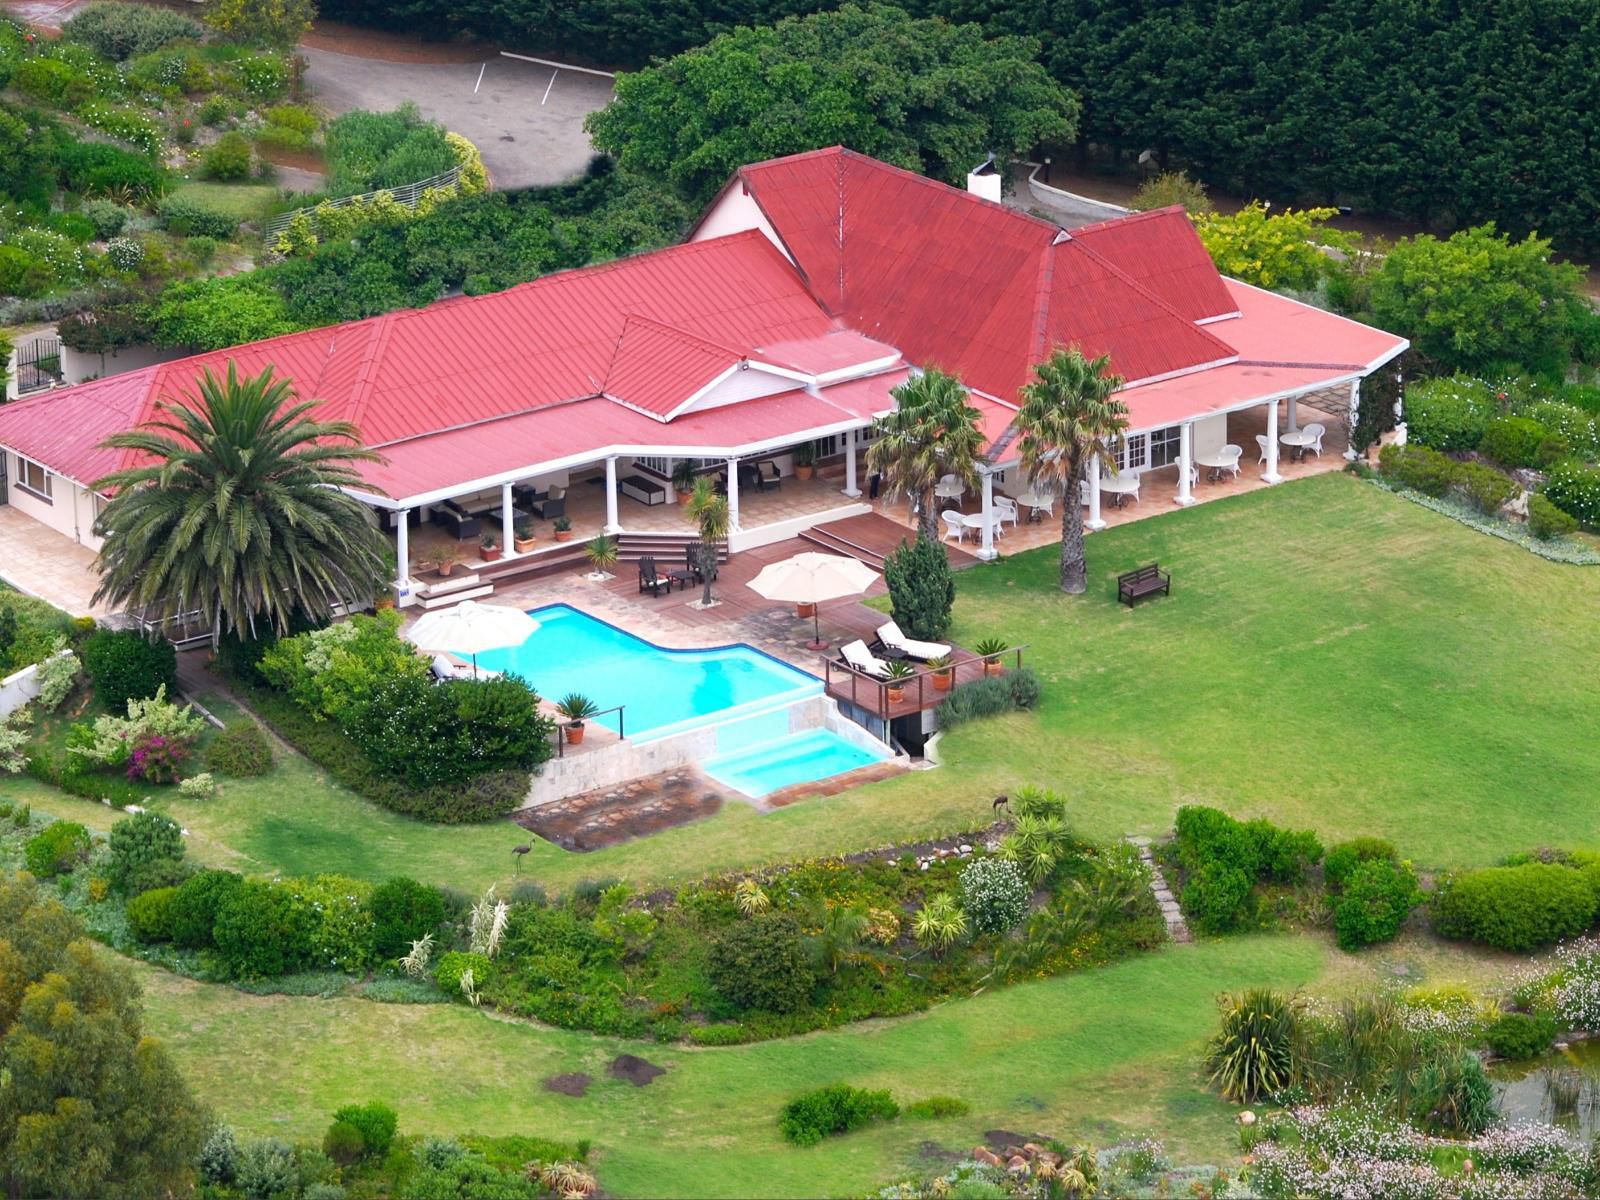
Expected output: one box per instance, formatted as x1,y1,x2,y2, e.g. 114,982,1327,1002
823,652,1010,721
802,513,979,570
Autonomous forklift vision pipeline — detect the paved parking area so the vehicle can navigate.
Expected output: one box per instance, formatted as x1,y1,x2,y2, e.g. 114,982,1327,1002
302,48,612,190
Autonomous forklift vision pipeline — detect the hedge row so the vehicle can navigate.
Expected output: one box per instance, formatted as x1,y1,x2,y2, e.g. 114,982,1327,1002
234,681,530,822
1432,859,1600,953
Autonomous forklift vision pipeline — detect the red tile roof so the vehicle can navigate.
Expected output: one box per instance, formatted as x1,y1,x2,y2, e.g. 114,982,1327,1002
1068,206,1239,323
602,316,744,419
734,148,1237,398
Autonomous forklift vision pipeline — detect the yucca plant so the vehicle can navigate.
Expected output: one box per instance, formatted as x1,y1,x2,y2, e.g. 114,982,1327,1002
733,878,770,916
1205,989,1303,1102
584,534,619,573
912,892,968,956
1002,812,1071,885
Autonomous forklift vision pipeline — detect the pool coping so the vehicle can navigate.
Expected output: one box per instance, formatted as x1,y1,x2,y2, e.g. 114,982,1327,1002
518,602,824,744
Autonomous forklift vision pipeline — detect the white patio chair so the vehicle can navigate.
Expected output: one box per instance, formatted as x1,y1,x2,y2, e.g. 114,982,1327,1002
994,496,1020,528
875,620,950,662
1219,445,1242,480
1031,493,1056,519
934,473,964,501
1078,479,1091,507
941,510,966,543
840,639,892,679
1303,422,1326,456
1255,434,1270,464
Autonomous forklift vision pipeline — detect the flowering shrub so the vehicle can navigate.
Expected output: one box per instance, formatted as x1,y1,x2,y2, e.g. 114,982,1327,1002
77,101,164,155
1402,375,1499,452
31,640,81,711
127,732,189,782
958,856,1028,935
178,771,217,799
105,234,143,270
1542,459,1600,528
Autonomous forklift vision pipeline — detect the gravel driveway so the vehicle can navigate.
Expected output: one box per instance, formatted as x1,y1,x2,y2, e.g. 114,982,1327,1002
301,48,613,191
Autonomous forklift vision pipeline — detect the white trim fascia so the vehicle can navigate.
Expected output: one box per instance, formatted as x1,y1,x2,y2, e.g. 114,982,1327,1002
663,360,811,421
807,352,903,387
0,443,98,496
374,417,877,509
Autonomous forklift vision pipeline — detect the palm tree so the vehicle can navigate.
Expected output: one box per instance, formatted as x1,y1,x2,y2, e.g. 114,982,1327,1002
91,361,390,643
866,367,986,542
1015,348,1129,594
684,477,729,607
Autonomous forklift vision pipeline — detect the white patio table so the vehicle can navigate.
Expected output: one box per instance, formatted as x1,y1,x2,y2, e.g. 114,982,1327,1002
1279,429,1317,462
1098,473,1141,507
961,511,1004,540
1194,451,1236,482
1015,489,1054,522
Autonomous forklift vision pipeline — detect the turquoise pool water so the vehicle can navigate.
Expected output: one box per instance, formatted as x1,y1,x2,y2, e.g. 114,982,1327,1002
703,728,889,798
467,604,820,740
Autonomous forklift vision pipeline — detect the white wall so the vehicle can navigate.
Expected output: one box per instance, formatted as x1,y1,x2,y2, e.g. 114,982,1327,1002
678,365,803,415
729,500,871,553
0,649,74,719
691,187,793,263
4,453,101,549
1191,412,1229,459
59,342,187,386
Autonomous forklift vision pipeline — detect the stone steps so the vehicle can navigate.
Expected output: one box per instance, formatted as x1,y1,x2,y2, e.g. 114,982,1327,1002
1126,835,1192,944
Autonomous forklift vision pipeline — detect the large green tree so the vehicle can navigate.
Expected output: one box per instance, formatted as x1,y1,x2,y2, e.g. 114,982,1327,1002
585,3,1078,203
1015,348,1128,594
866,366,987,543
1368,225,1587,377
0,872,209,1199
91,361,391,641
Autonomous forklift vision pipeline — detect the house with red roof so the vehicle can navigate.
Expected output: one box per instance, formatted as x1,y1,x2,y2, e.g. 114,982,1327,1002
0,147,1405,606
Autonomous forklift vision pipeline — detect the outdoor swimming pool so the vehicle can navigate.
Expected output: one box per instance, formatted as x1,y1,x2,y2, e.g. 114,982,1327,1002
467,604,821,740
703,728,890,798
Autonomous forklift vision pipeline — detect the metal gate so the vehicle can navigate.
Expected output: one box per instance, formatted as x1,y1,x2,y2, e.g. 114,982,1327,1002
0,449,8,505
15,336,62,395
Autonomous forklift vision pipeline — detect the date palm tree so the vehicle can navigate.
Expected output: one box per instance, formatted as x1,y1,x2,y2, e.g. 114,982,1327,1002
866,367,986,542
91,360,390,643
1015,348,1129,594
685,477,729,607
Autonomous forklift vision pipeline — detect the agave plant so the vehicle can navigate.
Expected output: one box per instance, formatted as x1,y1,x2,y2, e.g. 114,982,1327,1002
584,534,619,573
973,636,1009,662
912,892,968,955
1205,989,1303,1102
733,878,770,916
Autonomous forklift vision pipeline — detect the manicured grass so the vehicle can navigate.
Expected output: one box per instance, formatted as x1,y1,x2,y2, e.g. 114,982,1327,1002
166,181,281,221
136,934,1325,1198
17,474,1595,896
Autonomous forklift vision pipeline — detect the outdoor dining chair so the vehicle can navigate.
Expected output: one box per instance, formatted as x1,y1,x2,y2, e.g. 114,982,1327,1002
994,496,1020,528
1220,445,1243,479
941,510,967,543
1255,434,1270,464
1303,423,1326,456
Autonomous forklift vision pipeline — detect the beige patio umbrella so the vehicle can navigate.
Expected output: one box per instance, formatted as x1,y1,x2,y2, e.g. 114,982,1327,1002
405,600,539,677
748,552,880,649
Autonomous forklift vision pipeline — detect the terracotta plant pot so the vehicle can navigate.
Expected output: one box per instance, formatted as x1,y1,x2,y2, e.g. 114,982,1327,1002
565,723,585,745
554,530,573,543
514,537,536,553
983,660,1003,676
482,547,502,562
933,671,953,692
438,562,456,577
795,465,815,481
375,597,395,612
796,602,816,618
677,490,692,505
887,685,906,703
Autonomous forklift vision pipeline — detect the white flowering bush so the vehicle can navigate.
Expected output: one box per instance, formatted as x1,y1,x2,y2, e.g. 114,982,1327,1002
178,772,217,799
1512,936,1600,1031
1247,1105,1589,1200
32,640,81,711
0,707,29,774
958,856,1029,935
105,235,143,270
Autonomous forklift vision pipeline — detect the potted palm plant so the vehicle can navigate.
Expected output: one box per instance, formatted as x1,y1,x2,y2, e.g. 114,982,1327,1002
553,516,574,543
885,658,915,703
513,518,536,554
793,441,817,480
671,460,698,505
479,530,501,562
421,543,466,577
555,693,599,744
584,533,619,579
974,637,1009,675
928,653,954,692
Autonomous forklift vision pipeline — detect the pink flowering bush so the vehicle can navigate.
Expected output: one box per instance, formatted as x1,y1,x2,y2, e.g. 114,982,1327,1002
127,732,189,783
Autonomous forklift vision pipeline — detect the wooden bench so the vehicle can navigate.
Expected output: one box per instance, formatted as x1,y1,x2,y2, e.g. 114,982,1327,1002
1117,563,1170,607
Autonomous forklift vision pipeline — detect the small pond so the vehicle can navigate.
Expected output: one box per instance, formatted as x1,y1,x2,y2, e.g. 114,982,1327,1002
1490,1038,1600,1140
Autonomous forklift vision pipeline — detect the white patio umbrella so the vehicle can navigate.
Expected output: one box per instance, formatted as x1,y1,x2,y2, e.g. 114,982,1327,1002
747,552,880,649
405,600,539,677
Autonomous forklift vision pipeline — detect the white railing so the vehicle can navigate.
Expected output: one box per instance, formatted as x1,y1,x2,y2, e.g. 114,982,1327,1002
264,166,462,236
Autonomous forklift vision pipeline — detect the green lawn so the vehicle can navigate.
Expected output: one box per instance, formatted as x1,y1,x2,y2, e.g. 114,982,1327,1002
166,181,282,222
136,934,1324,1198
18,474,1595,897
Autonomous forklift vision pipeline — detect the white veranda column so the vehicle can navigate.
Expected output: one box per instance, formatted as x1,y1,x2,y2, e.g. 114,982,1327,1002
843,428,861,498
1264,401,1283,483
394,508,411,600
1286,395,1299,432
977,470,997,561
1086,465,1105,531
1175,422,1195,506
1344,379,1362,461
603,456,621,533
500,481,515,554
726,457,741,531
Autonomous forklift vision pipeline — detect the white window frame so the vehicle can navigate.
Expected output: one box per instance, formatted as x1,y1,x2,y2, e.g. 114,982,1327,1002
16,456,53,503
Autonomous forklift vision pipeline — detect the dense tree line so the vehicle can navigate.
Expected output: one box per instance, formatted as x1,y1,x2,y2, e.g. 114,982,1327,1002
319,0,1600,254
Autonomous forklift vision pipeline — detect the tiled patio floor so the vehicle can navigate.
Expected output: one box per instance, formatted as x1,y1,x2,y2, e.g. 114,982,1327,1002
0,507,112,617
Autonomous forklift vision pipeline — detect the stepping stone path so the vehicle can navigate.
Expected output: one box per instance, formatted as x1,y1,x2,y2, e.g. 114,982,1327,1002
1126,836,1192,944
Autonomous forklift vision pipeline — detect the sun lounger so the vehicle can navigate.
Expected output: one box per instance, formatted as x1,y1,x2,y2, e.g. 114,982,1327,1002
840,639,892,679
872,619,950,662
